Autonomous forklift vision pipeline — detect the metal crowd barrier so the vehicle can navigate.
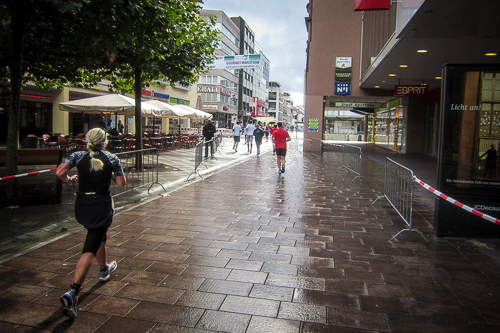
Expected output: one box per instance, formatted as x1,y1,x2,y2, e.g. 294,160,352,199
372,158,428,242
287,131,301,154
310,138,323,159
335,144,367,183
187,141,207,181
112,148,166,196
214,134,223,158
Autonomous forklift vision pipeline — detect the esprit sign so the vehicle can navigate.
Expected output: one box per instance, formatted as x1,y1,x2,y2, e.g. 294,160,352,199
394,85,428,96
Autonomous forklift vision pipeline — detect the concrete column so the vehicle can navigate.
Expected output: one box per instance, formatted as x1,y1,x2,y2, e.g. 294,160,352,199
303,95,324,153
52,88,69,135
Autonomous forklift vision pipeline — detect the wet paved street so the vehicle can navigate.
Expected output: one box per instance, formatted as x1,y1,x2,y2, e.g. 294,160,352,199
1,141,500,332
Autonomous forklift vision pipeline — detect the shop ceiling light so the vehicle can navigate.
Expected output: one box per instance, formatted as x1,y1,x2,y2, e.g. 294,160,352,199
485,53,497,56
417,49,427,53
389,74,396,76
374,85,380,88
435,76,442,79
399,65,408,68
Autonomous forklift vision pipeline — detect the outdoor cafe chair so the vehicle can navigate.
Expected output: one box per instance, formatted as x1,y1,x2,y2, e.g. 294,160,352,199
151,136,164,152
57,135,71,154
163,135,175,151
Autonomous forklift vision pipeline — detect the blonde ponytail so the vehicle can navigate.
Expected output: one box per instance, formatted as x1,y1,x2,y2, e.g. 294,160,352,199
86,128,108,171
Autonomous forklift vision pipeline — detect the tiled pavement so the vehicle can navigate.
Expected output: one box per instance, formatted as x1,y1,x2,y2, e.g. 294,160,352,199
1,139,500,332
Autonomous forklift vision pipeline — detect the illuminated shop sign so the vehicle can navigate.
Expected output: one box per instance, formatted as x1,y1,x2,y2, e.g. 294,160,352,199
394,85,428,96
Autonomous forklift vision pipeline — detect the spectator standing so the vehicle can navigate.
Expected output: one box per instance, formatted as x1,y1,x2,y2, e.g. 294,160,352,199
98,116,106,130
272,122,291,174
117,119,124,134
107,120,114,133
253,123,265,156
232,121,242,152
203,120,217,158
245,120,256,153
55,128,126,319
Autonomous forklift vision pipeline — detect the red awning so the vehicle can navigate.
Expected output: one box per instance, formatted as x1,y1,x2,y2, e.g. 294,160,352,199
354,0,391,11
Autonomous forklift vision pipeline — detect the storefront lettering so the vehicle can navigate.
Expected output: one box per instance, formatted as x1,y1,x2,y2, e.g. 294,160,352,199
450,104,482,111
220,87,231,96
394,85,427,96
197,86,218,93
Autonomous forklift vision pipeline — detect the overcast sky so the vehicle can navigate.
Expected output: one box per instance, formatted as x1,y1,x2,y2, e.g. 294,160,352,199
202,0,309,106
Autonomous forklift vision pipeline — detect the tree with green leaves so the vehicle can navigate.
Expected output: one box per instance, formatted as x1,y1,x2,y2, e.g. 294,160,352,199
0,0,218,196
96,0,219,152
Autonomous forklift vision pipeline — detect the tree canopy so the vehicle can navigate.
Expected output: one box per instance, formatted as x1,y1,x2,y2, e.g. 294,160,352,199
0,0,218,193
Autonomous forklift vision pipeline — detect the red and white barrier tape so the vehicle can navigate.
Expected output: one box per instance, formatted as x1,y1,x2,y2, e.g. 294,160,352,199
412,175,500,225
0,168,58,181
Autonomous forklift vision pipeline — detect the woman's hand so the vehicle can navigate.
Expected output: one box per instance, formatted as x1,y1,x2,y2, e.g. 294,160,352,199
67,175,78,186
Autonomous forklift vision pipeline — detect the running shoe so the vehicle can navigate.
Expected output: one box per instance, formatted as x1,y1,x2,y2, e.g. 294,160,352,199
278,169,282,174
60,288,78,319
99,261,117,282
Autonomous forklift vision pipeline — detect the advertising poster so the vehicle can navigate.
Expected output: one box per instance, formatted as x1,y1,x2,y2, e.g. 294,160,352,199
209,54,262,70
308,118,319,132
438,65,500,192
436,64,500,238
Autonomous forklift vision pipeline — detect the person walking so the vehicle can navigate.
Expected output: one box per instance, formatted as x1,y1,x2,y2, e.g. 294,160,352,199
270,124,278,155
253,122,265,156
272,122,291,174
245,120,256,153
480,144,498,178
264,123,269,142
232,121,242,152
203,120,217,158
55,128,126,319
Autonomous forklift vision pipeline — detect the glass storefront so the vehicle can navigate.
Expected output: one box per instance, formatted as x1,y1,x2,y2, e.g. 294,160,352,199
369,105,406,153
323,110,364,141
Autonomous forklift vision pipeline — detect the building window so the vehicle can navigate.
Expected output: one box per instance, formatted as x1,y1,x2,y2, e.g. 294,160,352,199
201,93,218,102
201,75,218,84
216,22,239,45
220,41,236,56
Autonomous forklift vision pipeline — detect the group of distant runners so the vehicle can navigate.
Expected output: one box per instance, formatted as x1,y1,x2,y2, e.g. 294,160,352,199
232,120,291,174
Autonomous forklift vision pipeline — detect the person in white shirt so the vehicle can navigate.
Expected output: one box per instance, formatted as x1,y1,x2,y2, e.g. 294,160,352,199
232,121,242,152
245,120,256,153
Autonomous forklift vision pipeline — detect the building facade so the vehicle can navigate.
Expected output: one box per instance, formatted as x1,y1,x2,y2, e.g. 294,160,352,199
231,16,269,125
304,0,500,237
0,78,202,144
199,10,240,129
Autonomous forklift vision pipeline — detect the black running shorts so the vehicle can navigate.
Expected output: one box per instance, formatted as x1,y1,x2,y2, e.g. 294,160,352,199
82,227,108,255
276,149,287,156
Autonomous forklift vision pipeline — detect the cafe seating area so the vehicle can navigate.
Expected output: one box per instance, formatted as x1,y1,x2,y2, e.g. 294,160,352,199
26,131,203,156
107,133,202,153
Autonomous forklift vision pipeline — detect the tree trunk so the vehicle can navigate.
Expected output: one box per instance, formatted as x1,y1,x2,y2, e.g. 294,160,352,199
134,66,143,170
6,0,25,198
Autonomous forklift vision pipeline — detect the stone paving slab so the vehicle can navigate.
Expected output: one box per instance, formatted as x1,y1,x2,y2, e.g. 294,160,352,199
0,142,500,332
